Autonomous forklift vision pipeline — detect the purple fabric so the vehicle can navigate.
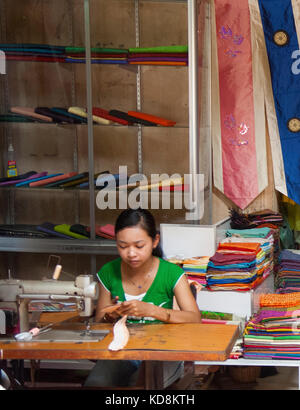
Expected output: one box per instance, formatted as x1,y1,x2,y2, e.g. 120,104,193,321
210,252,256,264
0,172,47,186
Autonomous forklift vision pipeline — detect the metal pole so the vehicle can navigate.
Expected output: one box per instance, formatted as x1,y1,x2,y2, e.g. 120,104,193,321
188,0,200,223
84,0,96,275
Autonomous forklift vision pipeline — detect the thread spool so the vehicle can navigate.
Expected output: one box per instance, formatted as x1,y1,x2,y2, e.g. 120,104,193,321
52,264,62,280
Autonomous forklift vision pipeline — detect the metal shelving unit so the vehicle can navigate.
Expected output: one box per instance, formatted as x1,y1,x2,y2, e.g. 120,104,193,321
0,0,208,275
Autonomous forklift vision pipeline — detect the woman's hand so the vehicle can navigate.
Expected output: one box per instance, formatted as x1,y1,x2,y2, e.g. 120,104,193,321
116,300,153,319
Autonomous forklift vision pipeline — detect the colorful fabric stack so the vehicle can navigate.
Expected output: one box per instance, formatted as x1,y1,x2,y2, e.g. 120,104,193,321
182,256,210,287
206,242,270,291
128,45,188,66
0,44,189,66
276,250,300,294
243,293,300,360
229,209,283,262
65,46,128,64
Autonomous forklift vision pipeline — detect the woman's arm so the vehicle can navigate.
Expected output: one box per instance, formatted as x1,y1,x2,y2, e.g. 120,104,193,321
94,282,120,322
116,275,201,323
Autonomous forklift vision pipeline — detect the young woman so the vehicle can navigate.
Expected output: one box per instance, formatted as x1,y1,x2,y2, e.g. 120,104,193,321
84,208,201,388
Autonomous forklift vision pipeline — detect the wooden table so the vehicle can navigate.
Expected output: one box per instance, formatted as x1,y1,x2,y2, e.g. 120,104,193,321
0,322,239,389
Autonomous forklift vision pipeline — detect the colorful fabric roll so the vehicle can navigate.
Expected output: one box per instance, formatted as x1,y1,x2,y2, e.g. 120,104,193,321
68,107,111,125
10,107,53,122
92,107,130,125
127,111,176,127
29,172,77,187
54,224,88,239
108,110,157,126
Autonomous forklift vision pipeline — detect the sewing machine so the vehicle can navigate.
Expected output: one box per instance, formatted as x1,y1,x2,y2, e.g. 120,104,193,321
0,271,98,334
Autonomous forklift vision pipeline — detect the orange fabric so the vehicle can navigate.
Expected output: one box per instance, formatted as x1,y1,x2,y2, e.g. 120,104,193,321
260,292,300,308
129,61,186,66
127,111,176,127
217,242,261,253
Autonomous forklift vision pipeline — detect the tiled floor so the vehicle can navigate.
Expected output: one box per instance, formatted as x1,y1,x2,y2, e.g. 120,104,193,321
254,367,299,390
200,366,299,390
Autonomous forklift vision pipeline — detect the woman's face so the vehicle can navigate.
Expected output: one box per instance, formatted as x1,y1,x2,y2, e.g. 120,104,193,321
116,226,159,269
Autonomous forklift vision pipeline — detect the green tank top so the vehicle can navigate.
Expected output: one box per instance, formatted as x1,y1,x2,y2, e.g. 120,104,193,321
97,257,185,324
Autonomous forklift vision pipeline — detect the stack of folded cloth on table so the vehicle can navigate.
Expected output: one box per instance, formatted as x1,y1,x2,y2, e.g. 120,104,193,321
243,292,300,360
206,241,271,291
276,250,300,294
128,45,188,66
181,256,210,288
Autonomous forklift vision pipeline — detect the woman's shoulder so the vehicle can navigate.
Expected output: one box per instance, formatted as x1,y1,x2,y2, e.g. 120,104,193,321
159,258,184,274
98,257,121,274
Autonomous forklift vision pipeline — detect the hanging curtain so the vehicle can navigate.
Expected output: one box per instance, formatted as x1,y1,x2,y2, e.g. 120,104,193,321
256,0,300,206
211,0,268,209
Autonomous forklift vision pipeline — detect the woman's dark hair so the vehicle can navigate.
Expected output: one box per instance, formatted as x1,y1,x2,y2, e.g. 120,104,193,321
115,208,162,257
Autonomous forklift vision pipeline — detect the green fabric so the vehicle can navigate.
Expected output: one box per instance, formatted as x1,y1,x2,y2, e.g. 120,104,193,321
279,216,295,249
97,257,184,324
65,46,128,54
54,224,88,239
129,45,188,53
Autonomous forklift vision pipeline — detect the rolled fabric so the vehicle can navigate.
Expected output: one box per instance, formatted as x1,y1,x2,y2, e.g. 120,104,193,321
61,171,109,188
128,45,188,53
35,107,78,123
0,171,37,184
0,172,47,186
68,107,111,125
0,113,34,122
129,61,187,66
18,174,69,187
44,172,89,188
65,46,128,54
128,111,176,127
37,222,72,239
10,107,53,122
54,224,88,239
109,110,157,126
92,107,130,125
30,172,77,187
51,107,86,123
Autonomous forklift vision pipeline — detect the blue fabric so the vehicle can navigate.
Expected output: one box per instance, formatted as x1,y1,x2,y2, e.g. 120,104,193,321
258,0,300,205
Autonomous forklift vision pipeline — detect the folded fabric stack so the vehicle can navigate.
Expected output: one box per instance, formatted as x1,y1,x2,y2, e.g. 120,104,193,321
206,242,270,291
65,46,128,64
243,292,300,360
225,227,274,268
276,250,300,294
229,209,283,262
128,45,188,66
182,256,210,287
1,44,189,66
0,43,66,63
8,106,176,126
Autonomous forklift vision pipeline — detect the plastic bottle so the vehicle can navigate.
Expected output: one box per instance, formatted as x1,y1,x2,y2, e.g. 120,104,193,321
7,143,18,177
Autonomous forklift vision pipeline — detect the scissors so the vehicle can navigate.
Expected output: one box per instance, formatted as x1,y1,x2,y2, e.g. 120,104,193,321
14,323,53,342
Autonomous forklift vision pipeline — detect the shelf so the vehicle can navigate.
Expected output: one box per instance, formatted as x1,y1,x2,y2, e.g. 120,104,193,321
0,236,118,255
